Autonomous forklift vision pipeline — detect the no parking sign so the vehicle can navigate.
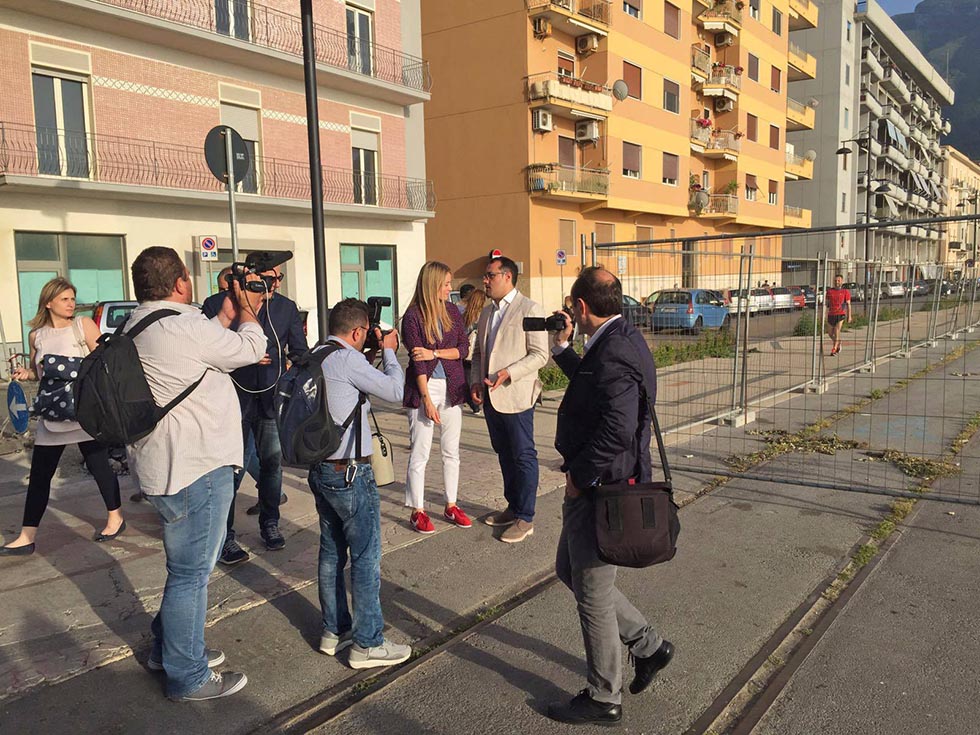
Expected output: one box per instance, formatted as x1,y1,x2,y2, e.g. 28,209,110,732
200,236,219,261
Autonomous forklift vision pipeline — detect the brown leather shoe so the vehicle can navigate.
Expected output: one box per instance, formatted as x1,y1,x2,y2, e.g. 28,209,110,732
500,519,534,543
484,508,516,527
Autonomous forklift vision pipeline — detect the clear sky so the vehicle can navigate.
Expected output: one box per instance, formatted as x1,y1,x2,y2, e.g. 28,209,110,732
877,0,923,15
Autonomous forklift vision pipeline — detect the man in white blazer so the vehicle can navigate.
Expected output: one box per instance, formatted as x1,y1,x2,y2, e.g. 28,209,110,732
470,256,549,543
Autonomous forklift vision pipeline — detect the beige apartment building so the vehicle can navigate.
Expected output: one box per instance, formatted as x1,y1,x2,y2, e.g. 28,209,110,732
422,0,819,307
943,145,980,277
0,0,433,352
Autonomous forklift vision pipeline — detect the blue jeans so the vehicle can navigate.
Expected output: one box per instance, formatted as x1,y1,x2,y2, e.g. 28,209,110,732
307,462,384,649
483,392,538,522
228,416,282,539
147,467,235,698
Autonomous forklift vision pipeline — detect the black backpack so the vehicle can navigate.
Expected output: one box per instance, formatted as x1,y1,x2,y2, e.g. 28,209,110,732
73,310,205,445
275,343,363,468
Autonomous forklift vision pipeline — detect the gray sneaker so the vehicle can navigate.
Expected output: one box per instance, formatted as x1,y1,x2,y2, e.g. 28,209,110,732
147,647,225,672
348,639,412,669
319,630,354,656
175,670,248,701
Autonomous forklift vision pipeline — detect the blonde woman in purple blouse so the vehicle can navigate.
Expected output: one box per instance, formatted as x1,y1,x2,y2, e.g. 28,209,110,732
402,262,471,534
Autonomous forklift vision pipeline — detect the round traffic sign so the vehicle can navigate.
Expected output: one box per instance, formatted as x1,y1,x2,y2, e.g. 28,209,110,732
7,381,30,434
201,237,217,251
556,249,567,266
204,125,251,184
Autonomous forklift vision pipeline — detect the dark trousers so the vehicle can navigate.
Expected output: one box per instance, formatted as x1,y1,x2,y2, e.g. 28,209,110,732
23,441,120,527
482,392,538,522
227,416,282,541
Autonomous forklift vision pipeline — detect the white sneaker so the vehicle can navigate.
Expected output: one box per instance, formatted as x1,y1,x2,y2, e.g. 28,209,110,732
347,639,412,669
319,630,354,656
175,671,248,701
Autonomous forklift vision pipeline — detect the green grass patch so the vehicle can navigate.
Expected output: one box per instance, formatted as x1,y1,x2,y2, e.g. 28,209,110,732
852,544,877,568
877,306,905,322
539,364,569,391
653,331,735,368
842,314,870,332
869,389,885,400
793,313,815,336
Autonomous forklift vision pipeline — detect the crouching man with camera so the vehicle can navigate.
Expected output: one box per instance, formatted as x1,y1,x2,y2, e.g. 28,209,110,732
311,298,412,668
126,247,267,701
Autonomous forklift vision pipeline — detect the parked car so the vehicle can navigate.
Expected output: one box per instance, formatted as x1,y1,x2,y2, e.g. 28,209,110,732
912,280,931,296
75,301,137,334
842,282,865,302
800,285,817,309
726,288,773,315
881,282,906,298
770,286,795,312
788,286,806,310
650,289,729,334
623,294,652,330
643,290,661,308
752,288,776,314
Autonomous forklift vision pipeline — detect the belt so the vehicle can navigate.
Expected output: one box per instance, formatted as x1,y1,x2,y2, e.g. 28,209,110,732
329,457,370,471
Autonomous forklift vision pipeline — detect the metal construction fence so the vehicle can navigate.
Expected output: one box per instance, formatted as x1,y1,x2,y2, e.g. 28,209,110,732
594,215,980,505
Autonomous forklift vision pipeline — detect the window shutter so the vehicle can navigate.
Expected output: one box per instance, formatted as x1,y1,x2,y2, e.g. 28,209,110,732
220,103,260,141
663,153,679,181
769,125,780,150
769,179,778,195
746,114,758,141
746,174,758,189
623,142,642,172
558,53,575,77
770,65,781,92
748,54,759,81
664,3,680,39
623,62,642,98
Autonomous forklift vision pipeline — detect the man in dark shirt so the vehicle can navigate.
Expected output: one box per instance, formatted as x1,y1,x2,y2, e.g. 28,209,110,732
202,257,307,563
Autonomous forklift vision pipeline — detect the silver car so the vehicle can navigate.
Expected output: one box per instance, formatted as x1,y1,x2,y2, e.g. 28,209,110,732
881,282,906,299
770,286,795,311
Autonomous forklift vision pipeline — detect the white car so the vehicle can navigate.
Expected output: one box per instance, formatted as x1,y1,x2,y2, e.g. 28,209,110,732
770,287,795,312
881,282,906,298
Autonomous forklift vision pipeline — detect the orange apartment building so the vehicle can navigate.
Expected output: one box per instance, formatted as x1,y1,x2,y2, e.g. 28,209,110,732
422,0,819,306
0,0,432,351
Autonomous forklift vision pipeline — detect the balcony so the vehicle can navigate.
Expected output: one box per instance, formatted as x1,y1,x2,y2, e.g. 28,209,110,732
785,151,813,180
701,65,742,101
691,45,712,80
943,118,952,134
788,0,818,30
526,72,613,117
33,0,434,105
882,67,911,104
0,122,435,217
787,42,817,81
882,144,909,169
882,104,910,136
526,0,611,37
526,163,609,200
786,97,815,131
931,109,943,129
784,205,812,228
697,2,742,35
909,127,926,146
703,129,741,161
696,194,738,219
690,118,713,151
861,88,883,117
861,48,884,80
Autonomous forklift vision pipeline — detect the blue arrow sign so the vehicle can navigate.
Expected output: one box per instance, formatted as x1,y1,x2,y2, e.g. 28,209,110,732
7,381,30,434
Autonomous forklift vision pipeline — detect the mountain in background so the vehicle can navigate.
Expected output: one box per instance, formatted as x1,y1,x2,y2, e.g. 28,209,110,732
893,0,980,158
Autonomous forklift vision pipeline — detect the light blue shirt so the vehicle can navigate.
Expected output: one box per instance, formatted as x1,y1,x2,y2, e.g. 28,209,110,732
321,337,404,460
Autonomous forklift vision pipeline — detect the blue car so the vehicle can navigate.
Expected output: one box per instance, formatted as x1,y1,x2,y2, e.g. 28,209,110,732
650,289,730,335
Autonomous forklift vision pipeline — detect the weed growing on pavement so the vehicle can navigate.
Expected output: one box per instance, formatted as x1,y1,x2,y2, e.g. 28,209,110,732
843,314,870,332
725,430,867,472
653,331,735,367
877,306,906,322
869,388,885,400
539,364,569,391
793,313,815,336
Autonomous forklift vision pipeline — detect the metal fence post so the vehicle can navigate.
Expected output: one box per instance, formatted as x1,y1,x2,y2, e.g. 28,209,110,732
730,245,746,414
927,260,943,344
738,239,755,414
901,262,915,355
809,253,822,385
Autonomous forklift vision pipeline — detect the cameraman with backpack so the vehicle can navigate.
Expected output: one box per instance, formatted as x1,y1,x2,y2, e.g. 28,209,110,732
125,246,266,701
309,298,412,668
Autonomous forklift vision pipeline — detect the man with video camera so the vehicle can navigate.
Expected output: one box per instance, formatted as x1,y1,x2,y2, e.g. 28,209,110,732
202,252,307,564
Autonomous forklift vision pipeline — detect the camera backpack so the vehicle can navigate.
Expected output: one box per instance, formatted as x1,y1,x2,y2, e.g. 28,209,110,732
73,310,205,445
275,343,363,468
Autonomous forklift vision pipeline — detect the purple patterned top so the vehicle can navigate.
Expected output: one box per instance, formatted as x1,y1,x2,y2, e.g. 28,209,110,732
402,304,470,409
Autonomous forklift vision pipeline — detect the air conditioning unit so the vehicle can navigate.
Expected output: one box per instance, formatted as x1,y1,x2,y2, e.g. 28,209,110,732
714,97,734,113
715,31,734,48
532,108,553,132
533,17,552,37
575,119,600,142
576,34,599,55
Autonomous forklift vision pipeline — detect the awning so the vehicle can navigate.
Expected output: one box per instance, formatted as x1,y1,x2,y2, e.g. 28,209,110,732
876,194,899,219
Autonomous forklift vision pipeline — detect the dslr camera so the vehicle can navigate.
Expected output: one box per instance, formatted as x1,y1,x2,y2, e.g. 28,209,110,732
364,296,393,351
225,250,293,293
523,314,568,332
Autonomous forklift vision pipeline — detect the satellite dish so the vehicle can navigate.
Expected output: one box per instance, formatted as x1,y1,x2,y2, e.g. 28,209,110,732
804,149,817,161
807,97,820,108
612,80,629,101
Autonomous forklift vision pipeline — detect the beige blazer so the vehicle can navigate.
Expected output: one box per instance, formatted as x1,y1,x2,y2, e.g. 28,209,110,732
470,290,549,414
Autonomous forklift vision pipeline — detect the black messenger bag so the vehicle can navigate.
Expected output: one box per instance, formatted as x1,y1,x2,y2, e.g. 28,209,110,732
593,404,679,568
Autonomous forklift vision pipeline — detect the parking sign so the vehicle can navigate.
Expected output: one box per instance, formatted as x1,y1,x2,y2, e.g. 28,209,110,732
556,249,567,266
200,236,219,261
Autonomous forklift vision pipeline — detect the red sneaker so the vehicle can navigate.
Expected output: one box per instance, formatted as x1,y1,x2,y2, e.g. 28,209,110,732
444,505,472,528
411,510,435,534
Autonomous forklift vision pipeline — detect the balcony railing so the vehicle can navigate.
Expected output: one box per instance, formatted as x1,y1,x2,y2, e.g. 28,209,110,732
526,163,610,196
691,46,712,76
706,130,742,155
93,0,431,93
0,122,435,212
698,3,743,27
526,72,613,112
526,0,612,27
690,118,713,145
706,66,742,89
703,194,738,216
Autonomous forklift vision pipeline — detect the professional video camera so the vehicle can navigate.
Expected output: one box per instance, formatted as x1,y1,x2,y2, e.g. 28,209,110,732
364,296,393,351
225,250,294,293
523,314,568,332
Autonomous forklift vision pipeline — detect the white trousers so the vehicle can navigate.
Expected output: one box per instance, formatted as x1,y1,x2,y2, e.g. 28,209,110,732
405,378,462,509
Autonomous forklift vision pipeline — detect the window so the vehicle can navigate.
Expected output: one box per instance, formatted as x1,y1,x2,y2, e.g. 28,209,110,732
596,223,615,245
841,192,847,213
769,124,780,150
623,61,642,99
844,107,850,128
842,154,848,172
623,0,641,18
559,219,577,254
768,180,778,205
663,79,680,113
215,0,250,41
558,52,575,78
770,65,781,93
772,8,782,36
702,170,710,189
664,3,680,39
846,20,852,42
346,4,373,76
749,0,760,20
746,113,758,141
351,128,379,205
662,152,679,185
558,136,576,167
748,53,759,82
220,102,261,194
341,245,397,325
636,225,654,255
845,63,851,86
623,142,642,178
745,174,758,201
32,71,90,179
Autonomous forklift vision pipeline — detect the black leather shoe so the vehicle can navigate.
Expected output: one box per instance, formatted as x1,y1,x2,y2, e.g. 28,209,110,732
261,523,286,551
629,639,674,694
547,690,622,726
93,520,127,542
0,543,35,557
